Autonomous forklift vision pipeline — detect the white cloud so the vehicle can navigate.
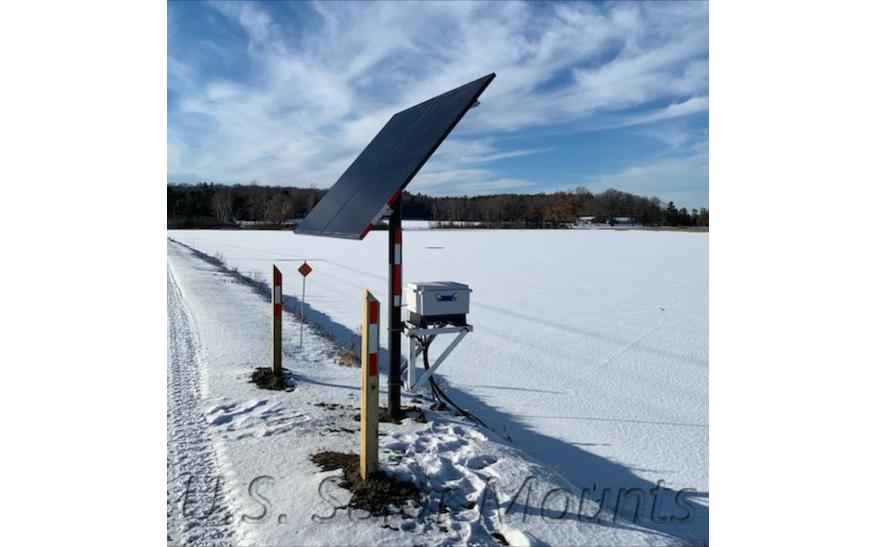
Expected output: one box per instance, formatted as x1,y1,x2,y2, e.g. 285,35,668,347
411,167,538,196
582,142,709,208
168,0,708,197
593,95,709,132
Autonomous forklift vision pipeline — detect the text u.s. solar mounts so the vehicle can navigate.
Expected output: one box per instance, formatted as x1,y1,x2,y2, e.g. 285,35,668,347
294,73,495,239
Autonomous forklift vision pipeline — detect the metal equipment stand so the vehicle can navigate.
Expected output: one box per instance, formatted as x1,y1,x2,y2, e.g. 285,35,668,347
404,322,473,392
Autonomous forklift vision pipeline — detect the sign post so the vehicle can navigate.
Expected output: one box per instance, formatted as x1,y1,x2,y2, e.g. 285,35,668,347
272,266,282,377
298,261,312,348
360,290,380,480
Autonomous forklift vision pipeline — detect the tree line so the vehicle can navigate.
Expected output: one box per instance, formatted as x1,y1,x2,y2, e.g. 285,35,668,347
168,183,708,229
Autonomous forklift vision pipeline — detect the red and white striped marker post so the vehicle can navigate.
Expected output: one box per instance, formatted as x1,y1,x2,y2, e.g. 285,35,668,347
272,266,282,377
360,289,380,480
387,205,403,419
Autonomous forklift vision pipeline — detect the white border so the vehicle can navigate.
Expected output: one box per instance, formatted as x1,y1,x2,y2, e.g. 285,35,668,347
3,1,875,544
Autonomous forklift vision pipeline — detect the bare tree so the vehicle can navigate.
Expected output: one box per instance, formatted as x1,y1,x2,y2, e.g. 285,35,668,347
265,194,292,224
211,191,233,224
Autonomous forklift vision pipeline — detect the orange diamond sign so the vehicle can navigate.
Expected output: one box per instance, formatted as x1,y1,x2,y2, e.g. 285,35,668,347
298,262,312,277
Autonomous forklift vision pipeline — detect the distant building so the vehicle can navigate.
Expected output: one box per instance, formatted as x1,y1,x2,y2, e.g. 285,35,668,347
576,216,597,226
610,216,636,226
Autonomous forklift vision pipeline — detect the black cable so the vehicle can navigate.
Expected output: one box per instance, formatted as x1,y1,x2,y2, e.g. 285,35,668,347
416,332,489,429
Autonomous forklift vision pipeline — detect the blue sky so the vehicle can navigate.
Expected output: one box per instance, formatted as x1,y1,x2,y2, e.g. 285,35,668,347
168,1,708,209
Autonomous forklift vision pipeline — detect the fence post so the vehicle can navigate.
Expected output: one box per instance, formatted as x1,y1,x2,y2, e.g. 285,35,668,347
272,266,282,377
360,289,380,480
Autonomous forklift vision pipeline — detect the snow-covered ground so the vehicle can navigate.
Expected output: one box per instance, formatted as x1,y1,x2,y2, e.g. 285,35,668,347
167,228,708,545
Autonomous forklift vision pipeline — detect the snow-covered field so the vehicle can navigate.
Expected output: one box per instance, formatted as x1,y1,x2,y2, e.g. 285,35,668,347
167,228,708,545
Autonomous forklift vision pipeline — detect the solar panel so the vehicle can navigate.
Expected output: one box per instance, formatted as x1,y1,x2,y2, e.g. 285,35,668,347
295,73,496,239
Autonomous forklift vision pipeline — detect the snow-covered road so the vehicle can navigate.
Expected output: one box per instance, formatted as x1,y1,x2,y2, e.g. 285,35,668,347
167,265,235,546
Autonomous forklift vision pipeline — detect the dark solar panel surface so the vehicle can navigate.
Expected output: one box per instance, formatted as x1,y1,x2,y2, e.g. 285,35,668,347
295,73,495,239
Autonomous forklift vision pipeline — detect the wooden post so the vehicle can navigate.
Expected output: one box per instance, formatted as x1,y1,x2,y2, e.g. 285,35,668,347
360,290,380,480
272,266,282,377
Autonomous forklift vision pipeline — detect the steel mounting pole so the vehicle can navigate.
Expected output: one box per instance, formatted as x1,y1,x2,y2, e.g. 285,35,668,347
272,265,282,377
387,204,403,419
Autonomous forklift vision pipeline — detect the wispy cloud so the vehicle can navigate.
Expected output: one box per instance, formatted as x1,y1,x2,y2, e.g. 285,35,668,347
168,1,708,201
582,139,709,208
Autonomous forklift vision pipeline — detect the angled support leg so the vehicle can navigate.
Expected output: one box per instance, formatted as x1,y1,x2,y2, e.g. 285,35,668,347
411,330,468,392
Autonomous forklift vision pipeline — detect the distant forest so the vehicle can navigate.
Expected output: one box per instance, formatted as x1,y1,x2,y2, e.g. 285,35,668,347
167,183,708,229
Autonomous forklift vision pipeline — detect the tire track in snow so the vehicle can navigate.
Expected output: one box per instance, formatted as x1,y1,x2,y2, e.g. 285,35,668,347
597,309,667,369
167,264,235,546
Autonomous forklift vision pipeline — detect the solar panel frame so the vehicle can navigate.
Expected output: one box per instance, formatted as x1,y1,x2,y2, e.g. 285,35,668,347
295,73,496,239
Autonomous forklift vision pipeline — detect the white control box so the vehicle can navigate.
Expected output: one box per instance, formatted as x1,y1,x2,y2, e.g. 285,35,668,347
405,281,471,318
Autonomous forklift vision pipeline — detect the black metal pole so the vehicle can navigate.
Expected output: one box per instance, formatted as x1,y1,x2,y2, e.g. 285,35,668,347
387,204,403,419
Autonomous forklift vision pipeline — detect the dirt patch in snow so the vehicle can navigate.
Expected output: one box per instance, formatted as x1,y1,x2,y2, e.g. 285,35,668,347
313,402,348,410
334,344,359,367
310,451,422,516
352,405,427,424
249,367,295,391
